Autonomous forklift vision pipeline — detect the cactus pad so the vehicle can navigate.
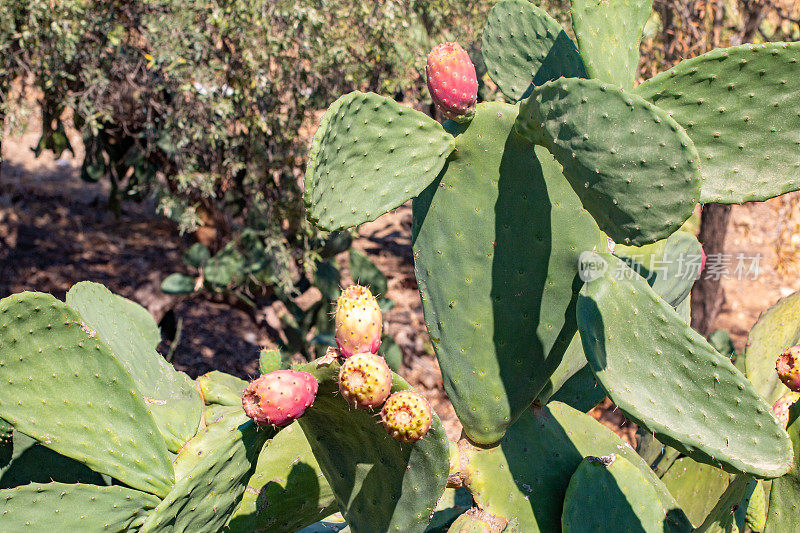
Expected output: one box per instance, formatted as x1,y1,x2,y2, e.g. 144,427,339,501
0,292,174,497
635,42,800,204
615,231,703,308
412,102,604,444
0,482,159,531
481,0,585,101
303,91,454,231
547,363,605,412
765,404,800,532
459,402,690,532
578,253,792,477
570,0,653,88
297,359,449,533
66,282,202,452
517,77,701,245
562,454,672,532
197,370,248,406
0,431,106,489
226,422,337,533
661,456,731,527
745,289,800,405
141,412,272,532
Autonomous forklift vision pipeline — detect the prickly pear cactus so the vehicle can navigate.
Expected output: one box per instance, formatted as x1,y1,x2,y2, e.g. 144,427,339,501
5,0,800,530
301,0,800,529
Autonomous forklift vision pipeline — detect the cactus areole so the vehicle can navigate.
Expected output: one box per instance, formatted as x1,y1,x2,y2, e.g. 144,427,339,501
338,352,393,409
242,370,318,427
334,285,382,358
426,42,478,122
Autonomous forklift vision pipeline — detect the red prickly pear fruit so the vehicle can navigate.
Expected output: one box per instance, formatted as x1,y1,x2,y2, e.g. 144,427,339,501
380,390,432,443
242,370,318,427
338,352,393,410
334,285,382,358
772,391,800,428
776,345,800,392
426,42,478,123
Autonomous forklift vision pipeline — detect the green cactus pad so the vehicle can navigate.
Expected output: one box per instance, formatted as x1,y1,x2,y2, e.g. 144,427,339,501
615,231,703,308
226,422,337,533
481,0,586,101
197,370,248,406
460,402,690,532
634,42,800,204
744,289,800,405
303,91,454,231
765,404,800,533
696,475,749,533
548,363,605,412
562,454,672,532
412,102,605,444
0,482,159,531
141,412,272,533
296,358,449,533
535,334,589,406
738,479,766,533
661,456,731,527
577,253,792,477
570,0,653,88
259,348,286,374
516,77,701,246
66,282,203,452
426,488,473,532
0,431,106,489
203,404,241,426
0,292,174,497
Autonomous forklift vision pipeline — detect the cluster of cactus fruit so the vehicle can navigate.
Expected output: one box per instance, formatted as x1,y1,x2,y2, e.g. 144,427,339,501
4,0,800,531
241,285,432,443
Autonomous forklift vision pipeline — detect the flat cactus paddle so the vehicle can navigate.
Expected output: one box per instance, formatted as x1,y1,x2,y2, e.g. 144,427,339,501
303,91,454,231
516,77,701,246
578,253,792,477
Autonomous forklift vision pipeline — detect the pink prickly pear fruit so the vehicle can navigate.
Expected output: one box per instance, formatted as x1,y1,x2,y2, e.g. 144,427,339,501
380,390,432,443
426,42,478,123
334,285,382,358
776,345,800,392
338,352,393,410
242,370,318,427
772,391,800,429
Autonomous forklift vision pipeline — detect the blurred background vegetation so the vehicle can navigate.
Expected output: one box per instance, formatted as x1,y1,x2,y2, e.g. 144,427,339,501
0,0,798,360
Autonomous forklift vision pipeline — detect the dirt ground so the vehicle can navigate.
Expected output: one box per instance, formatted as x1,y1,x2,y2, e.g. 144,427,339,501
2,113,798,443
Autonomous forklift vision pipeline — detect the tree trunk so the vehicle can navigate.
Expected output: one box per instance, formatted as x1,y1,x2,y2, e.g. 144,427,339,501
691,204,732,335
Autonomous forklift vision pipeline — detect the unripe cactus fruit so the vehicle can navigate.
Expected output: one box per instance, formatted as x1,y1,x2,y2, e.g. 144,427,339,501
426,42,478,122
338,352,393,410
242,370,318,427
776,345,800,392
380,390,432,443
334,285,382,358
772,391,800,428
